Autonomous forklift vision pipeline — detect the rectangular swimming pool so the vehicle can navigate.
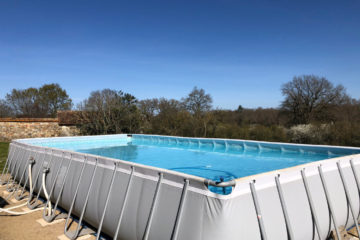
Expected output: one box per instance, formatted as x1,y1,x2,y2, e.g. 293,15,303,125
5,134,360,240
28,134,360,181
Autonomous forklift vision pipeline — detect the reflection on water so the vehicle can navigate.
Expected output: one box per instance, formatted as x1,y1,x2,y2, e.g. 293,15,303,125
79,143,139,162
75,139,342,182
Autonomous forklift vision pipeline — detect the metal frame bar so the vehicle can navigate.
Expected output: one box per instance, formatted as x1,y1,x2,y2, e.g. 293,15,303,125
96,162,118,240
143,172,163,240
300,169,323,240
171,179,189,240
6,146,25,191
275,175,295,240
43,153,74,222
2,145,19,185
15,152,38,201
27,149,51,209
113,166,135,240
0,145,14,185
6,152,31,200
318,165,341,240
250,180,268,240
42,152,66,221
64,157,98,240
10,152,33,199
337,161,360,237
350,159,360,220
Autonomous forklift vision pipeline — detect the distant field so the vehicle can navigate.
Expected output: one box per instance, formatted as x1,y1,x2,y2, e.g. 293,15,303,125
0,142,10,172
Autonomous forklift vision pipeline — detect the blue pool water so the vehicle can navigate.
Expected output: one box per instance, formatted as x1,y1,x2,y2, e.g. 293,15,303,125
25,135,360,181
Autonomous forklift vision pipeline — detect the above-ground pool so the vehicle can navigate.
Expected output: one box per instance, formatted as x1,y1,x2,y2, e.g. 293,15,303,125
29,134,360,182
4,134,360,239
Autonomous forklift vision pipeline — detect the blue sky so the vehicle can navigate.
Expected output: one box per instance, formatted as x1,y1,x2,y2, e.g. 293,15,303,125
0,0,359,109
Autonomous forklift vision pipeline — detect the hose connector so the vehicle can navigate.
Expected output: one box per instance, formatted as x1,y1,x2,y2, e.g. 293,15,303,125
29,157,35,165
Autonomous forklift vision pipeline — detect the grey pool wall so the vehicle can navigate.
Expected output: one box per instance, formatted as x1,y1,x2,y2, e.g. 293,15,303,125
6,134,360,240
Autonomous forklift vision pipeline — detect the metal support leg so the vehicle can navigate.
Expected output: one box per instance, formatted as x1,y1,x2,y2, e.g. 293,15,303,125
64,157,97,240
337,162,360,237
0,146,14,185
27,150,49,209
318,165,341,240
143,172,163,240
96,162,118,240
6,146,25,191
349,159,360,220
171,179,189,240
301,169,323,240
275,175,294,240
4,145,21,185
114,166,135,239
6,147,27,192
43,153,74,222
15,152,38,200
250,180,268,240
42,152,66,222
9,154,33,200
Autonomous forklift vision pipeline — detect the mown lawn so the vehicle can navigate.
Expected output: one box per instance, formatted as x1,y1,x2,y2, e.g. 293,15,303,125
0,142,10,172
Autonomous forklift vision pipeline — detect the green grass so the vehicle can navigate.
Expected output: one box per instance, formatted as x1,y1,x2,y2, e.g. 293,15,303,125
0,142,10,172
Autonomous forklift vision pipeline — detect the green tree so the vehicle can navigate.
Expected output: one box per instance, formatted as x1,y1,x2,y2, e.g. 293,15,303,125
38,83,72,117
5,83,72,117
6,87,39,117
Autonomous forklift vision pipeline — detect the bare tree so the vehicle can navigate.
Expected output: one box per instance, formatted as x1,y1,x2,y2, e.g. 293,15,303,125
78,89,141,134
182,87,212,116
281,75,348,125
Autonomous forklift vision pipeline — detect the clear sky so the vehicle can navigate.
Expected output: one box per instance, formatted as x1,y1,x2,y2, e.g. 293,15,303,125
0,0,359,109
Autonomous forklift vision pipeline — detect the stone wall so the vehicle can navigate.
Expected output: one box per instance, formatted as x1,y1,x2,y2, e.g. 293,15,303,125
0,118,80,142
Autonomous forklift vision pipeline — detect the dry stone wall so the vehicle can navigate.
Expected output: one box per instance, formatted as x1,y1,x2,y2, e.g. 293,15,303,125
0,119,80,142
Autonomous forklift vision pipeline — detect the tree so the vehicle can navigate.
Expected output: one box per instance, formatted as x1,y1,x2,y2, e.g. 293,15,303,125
280,75,348,125
0,99,13,117
37,83,72,117
6,87,39,117
181,87,213,137
5,83,72,117
182,87,213,116
78,89,141,134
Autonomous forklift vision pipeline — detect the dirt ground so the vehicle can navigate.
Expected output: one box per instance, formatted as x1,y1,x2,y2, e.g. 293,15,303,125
0,182,96,240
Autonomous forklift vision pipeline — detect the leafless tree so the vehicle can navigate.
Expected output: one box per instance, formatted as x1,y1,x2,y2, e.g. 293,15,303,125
281,75,348,125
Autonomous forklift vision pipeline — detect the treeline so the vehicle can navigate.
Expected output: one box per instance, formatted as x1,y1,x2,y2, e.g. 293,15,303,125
1,75,360,147
0,83,72,118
